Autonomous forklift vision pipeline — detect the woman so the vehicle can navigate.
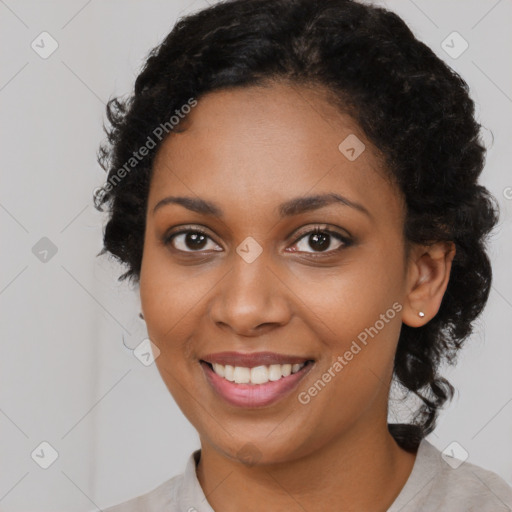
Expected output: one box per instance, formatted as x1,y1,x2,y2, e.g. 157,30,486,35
95,0,512,510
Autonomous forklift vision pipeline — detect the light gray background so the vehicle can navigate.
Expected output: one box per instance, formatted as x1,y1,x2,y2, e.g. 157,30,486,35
0,0,511,510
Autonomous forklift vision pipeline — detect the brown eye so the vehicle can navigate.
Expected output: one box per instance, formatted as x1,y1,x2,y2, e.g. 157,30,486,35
290,227,352,254
165,229,222,253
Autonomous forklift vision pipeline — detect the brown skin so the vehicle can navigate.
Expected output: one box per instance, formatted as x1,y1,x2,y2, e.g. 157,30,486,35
139,82,456,511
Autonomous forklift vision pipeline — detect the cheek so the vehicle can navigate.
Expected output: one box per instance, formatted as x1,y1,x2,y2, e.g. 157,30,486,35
294,297,403,439
289,244,405,406
140,235,207,326
139,241,200,360
291,248,404,339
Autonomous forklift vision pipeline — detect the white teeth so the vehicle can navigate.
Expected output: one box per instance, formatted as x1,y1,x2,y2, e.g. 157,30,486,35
224,364,235,382
268,364,283,381
208,361,307,384
212,363,225,378
281,364,292,377
233,366,251,384
250,365,270,385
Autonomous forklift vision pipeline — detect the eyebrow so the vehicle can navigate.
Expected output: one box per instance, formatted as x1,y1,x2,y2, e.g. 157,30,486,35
152,193,371,219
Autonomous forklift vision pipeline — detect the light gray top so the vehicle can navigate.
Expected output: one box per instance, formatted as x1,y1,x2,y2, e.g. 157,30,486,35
102,439,512,511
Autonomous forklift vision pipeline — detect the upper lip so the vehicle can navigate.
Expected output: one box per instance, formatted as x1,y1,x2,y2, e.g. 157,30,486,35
200,351,313,368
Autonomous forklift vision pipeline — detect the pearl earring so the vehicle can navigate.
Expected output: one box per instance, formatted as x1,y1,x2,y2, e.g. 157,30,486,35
418,311,425,318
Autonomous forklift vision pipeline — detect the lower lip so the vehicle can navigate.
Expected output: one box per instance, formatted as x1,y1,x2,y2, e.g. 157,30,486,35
200,361,314,408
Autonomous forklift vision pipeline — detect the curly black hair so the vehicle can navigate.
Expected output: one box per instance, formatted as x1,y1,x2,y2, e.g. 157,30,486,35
94,0,499,451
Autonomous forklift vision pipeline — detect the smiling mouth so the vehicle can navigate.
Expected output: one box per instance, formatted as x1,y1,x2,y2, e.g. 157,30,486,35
199,358,315,408
200,359,315,385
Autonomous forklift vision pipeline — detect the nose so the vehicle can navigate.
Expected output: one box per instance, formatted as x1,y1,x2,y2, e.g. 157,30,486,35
208,253,293,337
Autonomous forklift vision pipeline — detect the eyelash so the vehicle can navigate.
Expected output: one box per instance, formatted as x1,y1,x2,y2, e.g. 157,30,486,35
163,224,353,257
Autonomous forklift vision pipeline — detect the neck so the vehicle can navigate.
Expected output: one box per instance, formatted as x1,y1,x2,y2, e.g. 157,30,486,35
196,416,417,512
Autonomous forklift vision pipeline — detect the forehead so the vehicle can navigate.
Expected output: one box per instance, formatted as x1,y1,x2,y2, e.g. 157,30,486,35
150,83,403,222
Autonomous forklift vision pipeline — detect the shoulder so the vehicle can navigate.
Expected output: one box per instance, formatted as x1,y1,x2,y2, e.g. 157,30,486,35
434,455,512,510
101,449,210,512
390,440,512,512
101,473,184,512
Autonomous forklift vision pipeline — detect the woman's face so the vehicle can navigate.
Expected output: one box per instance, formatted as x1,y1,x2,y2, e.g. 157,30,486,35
140,82,414,464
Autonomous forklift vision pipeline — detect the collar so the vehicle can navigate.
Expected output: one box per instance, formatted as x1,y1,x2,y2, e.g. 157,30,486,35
176,449,215,512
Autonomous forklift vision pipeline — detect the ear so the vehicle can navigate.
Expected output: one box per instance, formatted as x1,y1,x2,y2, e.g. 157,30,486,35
402,241,456,328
